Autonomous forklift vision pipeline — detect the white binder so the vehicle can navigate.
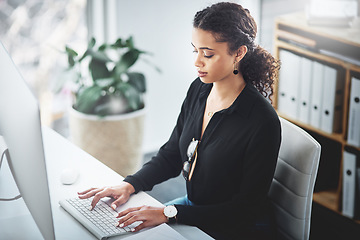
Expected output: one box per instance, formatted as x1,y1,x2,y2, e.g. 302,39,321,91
310,61,324,128
298,57,313,124
320,65,342,133
347,77,360,147
342,151,357,218
278,50,301,119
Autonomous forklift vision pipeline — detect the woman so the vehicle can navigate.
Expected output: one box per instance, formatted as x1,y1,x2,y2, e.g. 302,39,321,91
78,2,281,239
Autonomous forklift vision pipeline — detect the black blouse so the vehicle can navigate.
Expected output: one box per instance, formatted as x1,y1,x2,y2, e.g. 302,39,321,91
124,78,281,239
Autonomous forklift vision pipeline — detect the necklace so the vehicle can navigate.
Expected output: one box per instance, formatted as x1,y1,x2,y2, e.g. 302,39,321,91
207,111,214,118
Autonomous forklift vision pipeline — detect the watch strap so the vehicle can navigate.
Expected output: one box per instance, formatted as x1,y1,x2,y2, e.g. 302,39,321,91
168,214,177,224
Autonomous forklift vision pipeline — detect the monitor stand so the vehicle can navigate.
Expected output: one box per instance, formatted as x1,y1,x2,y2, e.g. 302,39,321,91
0,136,21,201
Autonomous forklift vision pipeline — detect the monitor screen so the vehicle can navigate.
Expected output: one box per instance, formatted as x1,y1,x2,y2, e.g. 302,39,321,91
0,42,55,240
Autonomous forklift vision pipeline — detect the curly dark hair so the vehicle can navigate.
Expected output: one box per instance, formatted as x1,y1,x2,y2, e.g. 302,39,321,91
193,2,280,101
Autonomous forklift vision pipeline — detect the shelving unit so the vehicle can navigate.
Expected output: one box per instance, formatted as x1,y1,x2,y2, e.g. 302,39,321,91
272,12,360,225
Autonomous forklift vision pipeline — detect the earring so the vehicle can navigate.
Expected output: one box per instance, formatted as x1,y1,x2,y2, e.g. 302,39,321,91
233,62,239,75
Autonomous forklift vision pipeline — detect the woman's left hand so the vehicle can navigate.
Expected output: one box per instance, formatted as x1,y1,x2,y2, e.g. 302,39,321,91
116,206,168,232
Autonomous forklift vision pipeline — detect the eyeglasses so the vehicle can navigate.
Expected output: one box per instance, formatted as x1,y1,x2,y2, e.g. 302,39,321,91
182,138,200,181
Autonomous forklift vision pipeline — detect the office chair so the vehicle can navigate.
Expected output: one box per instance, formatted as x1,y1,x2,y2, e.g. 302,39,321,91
268,117,321,240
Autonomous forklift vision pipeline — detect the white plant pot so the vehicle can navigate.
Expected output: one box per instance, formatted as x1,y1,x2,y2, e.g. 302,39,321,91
68,107,146,177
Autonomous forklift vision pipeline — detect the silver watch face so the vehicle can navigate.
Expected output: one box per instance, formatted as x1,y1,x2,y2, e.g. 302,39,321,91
164,205,177,218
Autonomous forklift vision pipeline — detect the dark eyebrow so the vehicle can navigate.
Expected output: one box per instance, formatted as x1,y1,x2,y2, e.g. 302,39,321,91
191,43,214,51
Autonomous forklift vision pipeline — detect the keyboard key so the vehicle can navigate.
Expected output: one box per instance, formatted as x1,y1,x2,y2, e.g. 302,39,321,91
64,197,131,237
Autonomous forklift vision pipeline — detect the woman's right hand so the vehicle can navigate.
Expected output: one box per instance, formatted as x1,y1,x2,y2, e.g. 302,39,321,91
78,181,135,210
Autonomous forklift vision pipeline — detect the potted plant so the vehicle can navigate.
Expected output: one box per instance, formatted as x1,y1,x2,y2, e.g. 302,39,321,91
56,36,158,176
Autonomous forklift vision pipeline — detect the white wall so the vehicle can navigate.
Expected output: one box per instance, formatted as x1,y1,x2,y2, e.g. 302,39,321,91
112,0,260,153
259,0,308,52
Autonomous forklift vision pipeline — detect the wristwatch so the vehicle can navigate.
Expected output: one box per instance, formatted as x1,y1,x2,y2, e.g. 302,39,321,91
163,205,178,223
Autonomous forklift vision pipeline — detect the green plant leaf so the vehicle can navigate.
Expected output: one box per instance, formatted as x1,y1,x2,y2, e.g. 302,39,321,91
65,46,78,57
75,85,103,114
125,36,134,49
127,72,146,93
115,49,140,74
65,46,78,67
78,38,96,62
111,38,125,48
88,37,96,49
117,82,142,111
67,55,75,67
89,59,111,81
98,43,108,51
87,49,112,63
78,49,88,62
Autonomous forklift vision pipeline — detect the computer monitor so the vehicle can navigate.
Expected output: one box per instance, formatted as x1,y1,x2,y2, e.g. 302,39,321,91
0,42,55,240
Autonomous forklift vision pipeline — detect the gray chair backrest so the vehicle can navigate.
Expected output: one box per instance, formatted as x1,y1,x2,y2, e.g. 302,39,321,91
269,117,321,240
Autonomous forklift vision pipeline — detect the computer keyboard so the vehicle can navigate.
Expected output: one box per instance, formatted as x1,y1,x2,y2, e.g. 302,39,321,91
59,197,139,239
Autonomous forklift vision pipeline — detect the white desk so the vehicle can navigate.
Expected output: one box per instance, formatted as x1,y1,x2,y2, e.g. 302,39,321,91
0,127,213,240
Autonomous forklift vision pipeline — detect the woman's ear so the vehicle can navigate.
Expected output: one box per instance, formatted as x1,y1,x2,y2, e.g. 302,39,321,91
235,45,248,62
